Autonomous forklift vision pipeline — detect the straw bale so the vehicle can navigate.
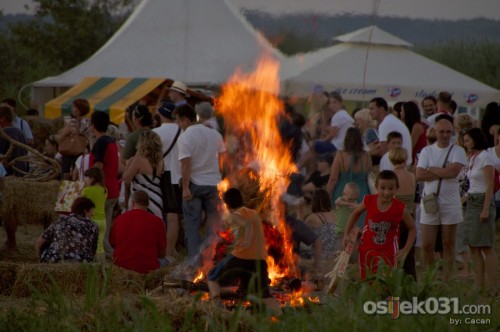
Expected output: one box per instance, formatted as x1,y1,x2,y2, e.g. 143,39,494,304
1,178,59,248
144,266,173,291
105,265,145,295
12,263,92,298
0,262,20,296
1,177,59,224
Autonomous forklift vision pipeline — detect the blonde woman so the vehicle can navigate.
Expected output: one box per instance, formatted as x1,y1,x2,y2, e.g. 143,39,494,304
454,114,474,147
354,108,378,152
123,131,164,218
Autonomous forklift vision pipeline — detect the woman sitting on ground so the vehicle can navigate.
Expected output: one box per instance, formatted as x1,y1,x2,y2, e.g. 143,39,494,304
35,197,98,263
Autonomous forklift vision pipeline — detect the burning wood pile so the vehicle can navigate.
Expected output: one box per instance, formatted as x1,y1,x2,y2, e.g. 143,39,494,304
158,56,324,309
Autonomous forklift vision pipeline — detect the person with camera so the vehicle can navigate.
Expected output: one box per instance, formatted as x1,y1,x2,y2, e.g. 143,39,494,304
416,114,466,282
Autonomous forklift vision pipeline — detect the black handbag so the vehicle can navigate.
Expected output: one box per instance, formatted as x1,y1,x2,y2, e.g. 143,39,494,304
160,127,182,212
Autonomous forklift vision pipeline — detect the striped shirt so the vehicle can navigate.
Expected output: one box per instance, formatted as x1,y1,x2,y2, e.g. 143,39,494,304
130,174,163,218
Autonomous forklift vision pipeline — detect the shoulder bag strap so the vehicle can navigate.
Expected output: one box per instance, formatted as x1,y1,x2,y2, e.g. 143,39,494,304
348,154,354,181
436,145,454,196
79,155,85,180
163,126,182,158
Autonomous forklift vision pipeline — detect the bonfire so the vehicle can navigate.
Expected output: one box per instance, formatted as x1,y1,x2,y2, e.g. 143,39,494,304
162,55,320,308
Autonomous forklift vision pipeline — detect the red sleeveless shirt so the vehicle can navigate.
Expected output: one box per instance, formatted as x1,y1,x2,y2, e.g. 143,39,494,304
360,194,405,252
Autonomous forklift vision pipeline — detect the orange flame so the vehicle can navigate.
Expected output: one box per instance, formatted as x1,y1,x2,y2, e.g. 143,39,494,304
266,256,286,286
288,290,305,307
216,55,299,285
217,178,230,199
193,271,204,283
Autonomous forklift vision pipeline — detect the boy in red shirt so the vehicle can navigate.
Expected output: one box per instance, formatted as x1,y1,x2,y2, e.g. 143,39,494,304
343,170,416,279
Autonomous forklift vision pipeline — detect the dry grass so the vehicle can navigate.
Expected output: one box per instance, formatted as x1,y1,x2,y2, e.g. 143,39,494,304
10,263,151,298
0,262,20,296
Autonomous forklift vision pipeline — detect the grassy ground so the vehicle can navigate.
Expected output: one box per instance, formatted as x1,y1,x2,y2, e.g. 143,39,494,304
0,223,499,331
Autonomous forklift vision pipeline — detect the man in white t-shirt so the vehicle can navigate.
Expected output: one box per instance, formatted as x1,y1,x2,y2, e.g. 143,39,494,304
369,97,412,165
175,104,226,262
153,101,183,262
312,91,353,154
416,114,466,282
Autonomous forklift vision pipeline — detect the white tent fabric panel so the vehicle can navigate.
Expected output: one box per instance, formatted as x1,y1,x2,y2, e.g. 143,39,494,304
33,0,284,88
281,28,500,106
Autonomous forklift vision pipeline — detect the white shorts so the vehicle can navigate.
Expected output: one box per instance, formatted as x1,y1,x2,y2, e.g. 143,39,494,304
419,203,463,226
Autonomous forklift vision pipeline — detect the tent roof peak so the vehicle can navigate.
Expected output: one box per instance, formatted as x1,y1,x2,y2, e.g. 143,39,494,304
334,25,413,48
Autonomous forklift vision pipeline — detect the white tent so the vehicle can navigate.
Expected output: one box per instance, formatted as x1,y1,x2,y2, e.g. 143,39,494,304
281,26,500,107
32,0,285,113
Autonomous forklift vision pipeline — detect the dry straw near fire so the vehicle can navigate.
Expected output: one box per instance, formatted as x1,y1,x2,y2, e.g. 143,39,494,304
0,262,20,296
10,263,171,298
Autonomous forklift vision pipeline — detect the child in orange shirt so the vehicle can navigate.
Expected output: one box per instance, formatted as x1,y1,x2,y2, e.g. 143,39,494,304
208,188,279,310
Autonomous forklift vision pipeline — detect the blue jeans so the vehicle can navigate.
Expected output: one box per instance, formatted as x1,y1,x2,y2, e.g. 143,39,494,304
182,183,221,259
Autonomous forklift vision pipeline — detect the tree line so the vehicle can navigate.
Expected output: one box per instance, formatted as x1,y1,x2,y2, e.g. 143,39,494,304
0,1,498,115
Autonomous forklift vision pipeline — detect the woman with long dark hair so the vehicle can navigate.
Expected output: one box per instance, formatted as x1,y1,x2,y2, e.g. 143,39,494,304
326,127,372,210
401,101,427,163
462,128,497,293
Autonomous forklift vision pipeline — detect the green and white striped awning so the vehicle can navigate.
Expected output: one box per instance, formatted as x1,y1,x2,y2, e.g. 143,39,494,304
44,77,166,123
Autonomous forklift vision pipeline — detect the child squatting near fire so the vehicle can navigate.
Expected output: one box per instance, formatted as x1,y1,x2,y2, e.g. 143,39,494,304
207,188,282,312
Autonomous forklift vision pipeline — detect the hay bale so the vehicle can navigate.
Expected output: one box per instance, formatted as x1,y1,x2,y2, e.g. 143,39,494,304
12,263,91,297
144,266,172,291
11,263,147,298
1,178,59,248
1,177,59,225
0,262,20,296
105,265,145,295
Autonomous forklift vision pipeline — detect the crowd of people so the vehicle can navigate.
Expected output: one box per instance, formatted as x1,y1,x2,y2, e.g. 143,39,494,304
1,84,499,300
279,91,499,295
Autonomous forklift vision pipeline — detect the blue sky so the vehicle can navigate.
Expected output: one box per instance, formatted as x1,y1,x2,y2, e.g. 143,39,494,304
3,0,500,20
